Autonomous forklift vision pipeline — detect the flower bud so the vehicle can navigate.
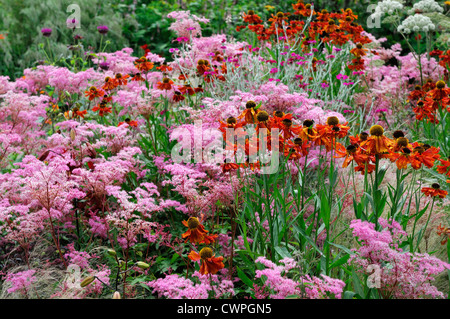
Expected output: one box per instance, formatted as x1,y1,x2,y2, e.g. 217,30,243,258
106,249,116,257
70,128,76,141
80,276,95,287
136,261,150,269
112,291,121,299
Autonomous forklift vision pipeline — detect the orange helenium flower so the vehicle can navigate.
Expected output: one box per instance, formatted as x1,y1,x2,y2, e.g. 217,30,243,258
360,125,393,157
422,184,448,198
182,217,217,244
188,247,225,275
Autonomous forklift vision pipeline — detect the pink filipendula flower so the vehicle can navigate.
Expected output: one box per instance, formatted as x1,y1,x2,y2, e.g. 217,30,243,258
5,270,37,295
147,271,234,299
167,10,209,38
253,257,345,299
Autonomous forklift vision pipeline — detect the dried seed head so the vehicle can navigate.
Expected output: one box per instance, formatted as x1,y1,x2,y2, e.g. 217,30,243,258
246,100,257,109
396,137,408,147
257,111,269,122
402,147,411,154
199,247,214,259
282,118,292,127
436,80,446,89
187,217,200,229
346,144,358,153
226,117,237,125
326,116,339,126
359,132,369,141
393,130,405,138
369,125,384,137
274,110,284,118
414,146,425,154
432,183,441,189
303,119,314,127
70,128,76,141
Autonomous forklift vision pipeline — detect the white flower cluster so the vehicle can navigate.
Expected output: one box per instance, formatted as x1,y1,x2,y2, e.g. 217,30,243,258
397,14,435,33
408,0,444,15
371,0,404,19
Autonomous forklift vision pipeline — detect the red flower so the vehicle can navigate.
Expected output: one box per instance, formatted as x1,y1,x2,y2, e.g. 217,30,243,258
92,102,112,117
114,73,129,86
422,184,448,198
131,73,145,82
85,86,105,100
188,247,224,275
173,91,185,102
156,63,173,73
182,217,217,244
135,56,154,72
157,78,174,90
118,118,138,127
140,44,150,55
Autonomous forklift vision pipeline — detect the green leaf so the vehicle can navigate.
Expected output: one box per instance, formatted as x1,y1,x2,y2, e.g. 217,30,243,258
236,266,254,289
329,254,350,270
275,246,292,259
352,269,364,298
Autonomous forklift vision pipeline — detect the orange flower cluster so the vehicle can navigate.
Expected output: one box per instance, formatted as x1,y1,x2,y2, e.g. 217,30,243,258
134,56,154,72
409,80,450,123
348,43,369,71
118,118,138,128
87,73,132,117
430,49,450,72
236,1,371,50
334,125,443,174
182,217,224,275
218,102,351,173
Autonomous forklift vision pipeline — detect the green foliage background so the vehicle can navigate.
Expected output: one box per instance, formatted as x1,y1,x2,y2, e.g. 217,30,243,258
1,0,449,80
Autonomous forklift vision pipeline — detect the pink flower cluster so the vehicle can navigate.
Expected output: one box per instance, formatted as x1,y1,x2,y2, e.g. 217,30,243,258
349,218,450,299
4,269,37,295
254,257,345,299
147,271,234,299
